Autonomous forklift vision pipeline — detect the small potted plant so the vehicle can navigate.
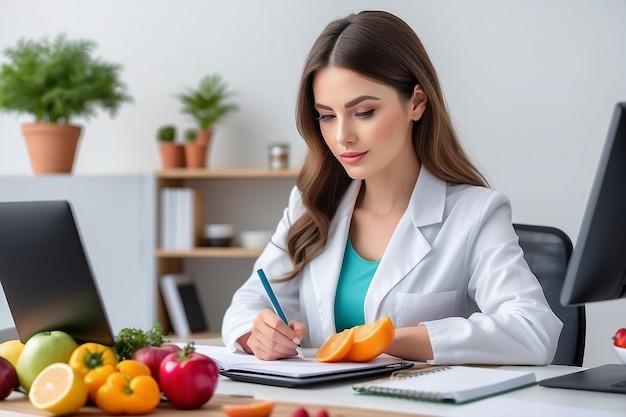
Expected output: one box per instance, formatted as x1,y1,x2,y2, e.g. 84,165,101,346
157,124,185,169
183,128,206,168
177,74,238,166
0,34,132,174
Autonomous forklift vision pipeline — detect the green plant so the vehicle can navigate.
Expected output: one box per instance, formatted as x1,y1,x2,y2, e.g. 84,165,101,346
0,33,132,124
177,74,238,131
157,125,177,142
184,128,197,142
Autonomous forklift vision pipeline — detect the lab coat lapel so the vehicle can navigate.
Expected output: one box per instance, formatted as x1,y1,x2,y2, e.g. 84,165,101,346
310,180,362,336
364,167,447,321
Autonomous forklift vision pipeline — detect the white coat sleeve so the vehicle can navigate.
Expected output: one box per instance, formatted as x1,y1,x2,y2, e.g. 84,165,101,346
423,191,563,365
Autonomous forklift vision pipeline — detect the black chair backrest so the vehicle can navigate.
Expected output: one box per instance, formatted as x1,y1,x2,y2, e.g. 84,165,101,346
513,223,586,366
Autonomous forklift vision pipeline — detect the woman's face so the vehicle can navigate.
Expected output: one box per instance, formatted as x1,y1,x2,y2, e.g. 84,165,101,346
312,66,426,180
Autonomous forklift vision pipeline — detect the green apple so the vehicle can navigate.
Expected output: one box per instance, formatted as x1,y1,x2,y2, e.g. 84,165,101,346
16,330,78,392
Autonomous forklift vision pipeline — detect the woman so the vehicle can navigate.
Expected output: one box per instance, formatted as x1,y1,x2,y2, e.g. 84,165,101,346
221,10,562,365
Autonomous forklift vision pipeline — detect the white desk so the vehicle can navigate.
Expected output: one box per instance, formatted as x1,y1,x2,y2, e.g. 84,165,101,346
170,336,626,417
212,364,625,416
3,337,625,416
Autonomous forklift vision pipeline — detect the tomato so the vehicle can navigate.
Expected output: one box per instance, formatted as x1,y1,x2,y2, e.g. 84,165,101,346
0,357,19,400
132,344,181,384
159,343,218,409
613,328,626,348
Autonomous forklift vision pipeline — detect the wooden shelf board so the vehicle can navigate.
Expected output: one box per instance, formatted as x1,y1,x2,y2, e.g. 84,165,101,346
156,247,262,258
155,168,299,179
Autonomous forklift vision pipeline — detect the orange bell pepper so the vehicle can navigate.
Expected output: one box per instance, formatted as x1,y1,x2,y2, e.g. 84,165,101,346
94,360,160,415
68,342,118,400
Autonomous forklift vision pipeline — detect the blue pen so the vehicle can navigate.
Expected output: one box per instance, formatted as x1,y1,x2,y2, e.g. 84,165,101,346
257,268,304,358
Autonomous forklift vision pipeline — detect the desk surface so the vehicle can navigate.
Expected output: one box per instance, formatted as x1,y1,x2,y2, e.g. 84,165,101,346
2,339,626,417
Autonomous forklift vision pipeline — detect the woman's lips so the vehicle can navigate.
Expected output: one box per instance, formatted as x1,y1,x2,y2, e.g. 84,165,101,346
340,151,367,164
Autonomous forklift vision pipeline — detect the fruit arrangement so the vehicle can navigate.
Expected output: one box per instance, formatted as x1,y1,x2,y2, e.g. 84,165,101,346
0,324,219,415
0,319,355,417
317,316,395,363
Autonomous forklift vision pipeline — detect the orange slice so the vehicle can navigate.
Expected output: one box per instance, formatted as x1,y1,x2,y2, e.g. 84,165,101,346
344,316,395,362
222,400,275,417
29,362,88,416
316,327,355,362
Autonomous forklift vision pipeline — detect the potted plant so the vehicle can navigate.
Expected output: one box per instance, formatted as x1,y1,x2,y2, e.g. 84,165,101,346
177,74,238,166
0,34,132,174
183,128,206,168
157,124,185,169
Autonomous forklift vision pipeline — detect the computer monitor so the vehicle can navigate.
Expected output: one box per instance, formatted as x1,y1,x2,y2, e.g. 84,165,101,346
561,102,626,306
539,102,626,394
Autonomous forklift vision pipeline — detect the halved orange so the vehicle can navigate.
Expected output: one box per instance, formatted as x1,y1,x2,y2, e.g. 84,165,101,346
344,316,395,362
222,400,275,417
316,327,355,362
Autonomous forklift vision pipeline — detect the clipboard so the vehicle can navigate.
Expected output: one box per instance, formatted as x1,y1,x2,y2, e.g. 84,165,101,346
222,360,414,388
188,345,414,388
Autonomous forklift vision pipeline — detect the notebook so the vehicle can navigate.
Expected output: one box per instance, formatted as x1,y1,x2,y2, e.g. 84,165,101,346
353,365,536,404
187,344,414,388
0,200,115,346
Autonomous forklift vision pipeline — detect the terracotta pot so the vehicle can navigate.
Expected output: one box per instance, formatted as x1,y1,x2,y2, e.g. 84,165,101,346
196,129,213,146
184,143,207,168
159,142,185,169
21,123,82,174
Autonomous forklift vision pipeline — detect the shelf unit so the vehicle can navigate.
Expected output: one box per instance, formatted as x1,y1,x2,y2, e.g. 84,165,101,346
155,168,299,335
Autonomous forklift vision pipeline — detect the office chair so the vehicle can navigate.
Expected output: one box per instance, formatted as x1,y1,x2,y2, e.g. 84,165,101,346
513,223,586,366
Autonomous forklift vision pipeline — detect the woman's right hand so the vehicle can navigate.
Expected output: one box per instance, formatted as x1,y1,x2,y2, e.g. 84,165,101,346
237,309,307,360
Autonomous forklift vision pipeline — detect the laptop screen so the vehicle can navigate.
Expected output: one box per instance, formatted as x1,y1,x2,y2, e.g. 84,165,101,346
0,200,115,346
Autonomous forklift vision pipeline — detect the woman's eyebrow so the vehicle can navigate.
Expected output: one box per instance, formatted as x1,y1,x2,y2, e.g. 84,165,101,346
344,95,380,108
314,95,381,111
314,103,332,111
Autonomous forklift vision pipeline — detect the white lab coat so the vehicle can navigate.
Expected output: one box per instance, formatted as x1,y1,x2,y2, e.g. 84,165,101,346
221,167,562,365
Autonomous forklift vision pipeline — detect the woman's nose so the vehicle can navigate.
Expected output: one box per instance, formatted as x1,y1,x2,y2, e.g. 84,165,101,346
336,118,356,146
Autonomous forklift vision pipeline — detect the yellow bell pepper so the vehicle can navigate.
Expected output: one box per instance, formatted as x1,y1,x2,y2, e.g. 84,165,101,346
69,342,118,376
94,359,160,415
69,342,118,400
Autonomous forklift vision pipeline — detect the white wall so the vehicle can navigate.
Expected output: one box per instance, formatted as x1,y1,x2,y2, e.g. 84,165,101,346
1,0,625,367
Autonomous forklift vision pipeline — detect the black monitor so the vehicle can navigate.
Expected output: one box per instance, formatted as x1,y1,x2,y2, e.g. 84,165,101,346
561,102,626,305
539,102,626,394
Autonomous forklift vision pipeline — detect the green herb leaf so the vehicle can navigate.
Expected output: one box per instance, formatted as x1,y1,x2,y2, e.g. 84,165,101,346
113,323,165,361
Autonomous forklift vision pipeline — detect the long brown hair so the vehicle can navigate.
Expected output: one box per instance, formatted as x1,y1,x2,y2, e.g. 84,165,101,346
284,10,488,280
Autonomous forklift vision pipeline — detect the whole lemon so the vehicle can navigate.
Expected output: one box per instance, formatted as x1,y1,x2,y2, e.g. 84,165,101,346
0,339,25,368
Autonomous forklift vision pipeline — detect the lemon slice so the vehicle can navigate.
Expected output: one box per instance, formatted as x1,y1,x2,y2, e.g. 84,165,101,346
29,362,88,416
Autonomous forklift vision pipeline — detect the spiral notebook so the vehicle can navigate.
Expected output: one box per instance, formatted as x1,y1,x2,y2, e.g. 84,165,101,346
353,365,536,404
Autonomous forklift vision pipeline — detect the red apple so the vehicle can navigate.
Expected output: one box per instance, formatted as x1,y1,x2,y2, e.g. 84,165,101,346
132,343,181,383
613,328,626,348
0,356,19,400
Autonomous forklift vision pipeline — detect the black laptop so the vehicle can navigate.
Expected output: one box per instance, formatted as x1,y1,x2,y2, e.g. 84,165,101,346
539,364,626,394
0,200,115,346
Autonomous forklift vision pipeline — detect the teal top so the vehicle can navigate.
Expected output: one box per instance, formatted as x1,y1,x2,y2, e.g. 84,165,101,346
334,237,380,332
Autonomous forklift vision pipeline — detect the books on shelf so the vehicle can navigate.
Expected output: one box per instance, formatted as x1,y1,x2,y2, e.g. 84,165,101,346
353,365,536,404
160,273,208,337
159,187,203,250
